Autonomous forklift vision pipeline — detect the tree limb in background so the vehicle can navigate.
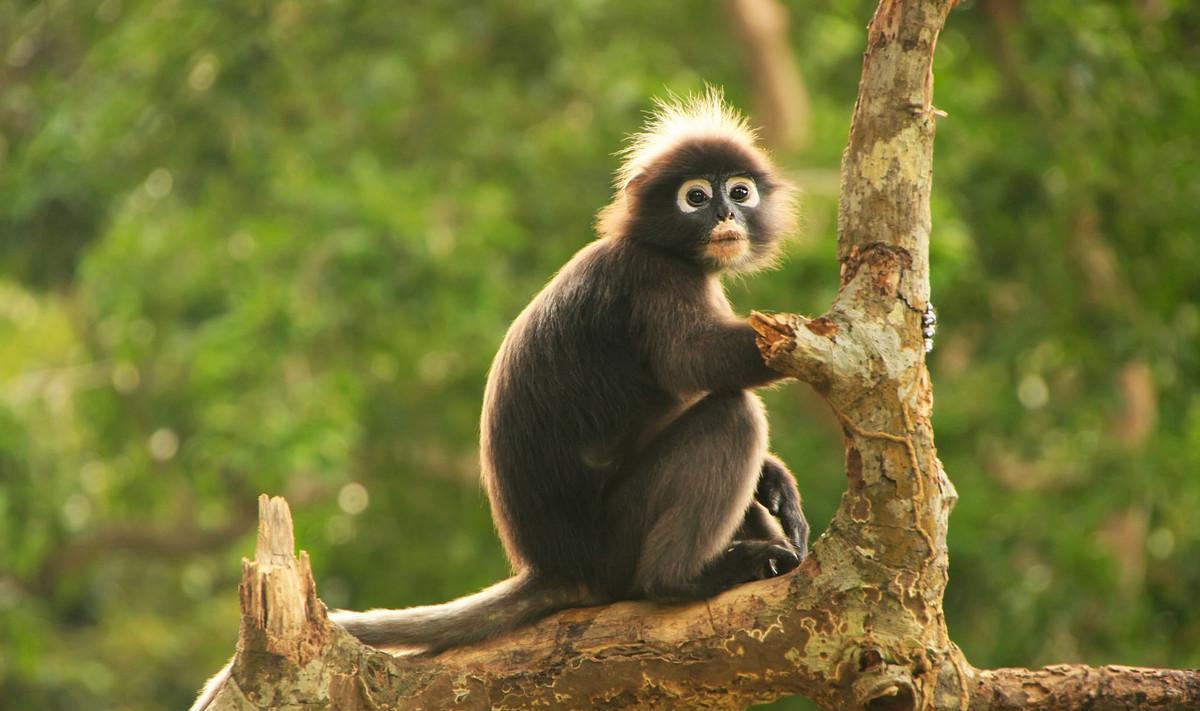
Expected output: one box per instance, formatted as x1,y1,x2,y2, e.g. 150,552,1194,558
23,495,260,596
723,0,810,152
196,1,1200,708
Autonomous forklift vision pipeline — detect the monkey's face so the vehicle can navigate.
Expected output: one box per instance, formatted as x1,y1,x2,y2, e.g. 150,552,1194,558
618,138,791,273
674,174,761,270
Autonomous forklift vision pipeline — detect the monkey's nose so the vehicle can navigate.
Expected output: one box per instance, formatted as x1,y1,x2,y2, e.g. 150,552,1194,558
720,210,735,221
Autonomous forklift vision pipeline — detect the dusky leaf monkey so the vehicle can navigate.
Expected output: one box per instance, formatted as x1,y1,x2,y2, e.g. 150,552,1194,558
191,88,808,709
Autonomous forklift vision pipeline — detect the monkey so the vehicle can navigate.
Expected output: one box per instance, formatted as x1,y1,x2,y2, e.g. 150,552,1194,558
190,88,807,710
335,87,809,646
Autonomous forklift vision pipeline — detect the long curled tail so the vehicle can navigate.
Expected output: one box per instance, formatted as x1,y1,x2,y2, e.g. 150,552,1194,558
330,571,590,654
190,572,589,711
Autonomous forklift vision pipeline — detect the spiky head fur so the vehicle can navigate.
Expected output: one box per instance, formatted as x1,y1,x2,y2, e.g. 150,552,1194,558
597,88,797,272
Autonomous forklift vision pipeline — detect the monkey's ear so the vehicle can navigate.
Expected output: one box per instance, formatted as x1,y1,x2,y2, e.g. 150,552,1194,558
624,172,646,194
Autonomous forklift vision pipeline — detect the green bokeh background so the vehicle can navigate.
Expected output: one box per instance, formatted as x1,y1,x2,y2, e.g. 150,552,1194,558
1,1,1197,709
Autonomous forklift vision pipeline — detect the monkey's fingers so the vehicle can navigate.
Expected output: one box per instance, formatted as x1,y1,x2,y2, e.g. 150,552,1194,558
755,455,794,515
779,506,810,557
755,476,808,555
762,543,801,578
755,477,784,514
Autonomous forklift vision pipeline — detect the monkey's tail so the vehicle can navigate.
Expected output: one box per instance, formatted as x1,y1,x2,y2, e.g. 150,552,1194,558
330,571,592,653
189,572,589,711
189,659,232,711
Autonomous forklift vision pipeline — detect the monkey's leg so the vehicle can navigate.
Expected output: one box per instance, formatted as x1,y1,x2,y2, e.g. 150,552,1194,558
612,391,799,602
736,500,787,542
755,454,810,555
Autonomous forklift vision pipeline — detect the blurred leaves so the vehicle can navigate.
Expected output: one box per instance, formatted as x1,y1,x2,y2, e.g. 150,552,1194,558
0,1,1198,709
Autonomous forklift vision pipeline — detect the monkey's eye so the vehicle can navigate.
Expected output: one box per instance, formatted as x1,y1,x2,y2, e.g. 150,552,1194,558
676,179,713,213
725,177,760,208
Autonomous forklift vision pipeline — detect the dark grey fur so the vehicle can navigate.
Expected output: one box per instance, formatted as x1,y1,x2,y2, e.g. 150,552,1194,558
329,135,810,655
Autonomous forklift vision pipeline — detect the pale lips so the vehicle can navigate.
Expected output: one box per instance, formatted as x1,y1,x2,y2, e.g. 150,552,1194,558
705,224,749,262
709,224,747,243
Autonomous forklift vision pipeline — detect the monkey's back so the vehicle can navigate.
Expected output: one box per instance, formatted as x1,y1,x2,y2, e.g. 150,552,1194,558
480,237,685,590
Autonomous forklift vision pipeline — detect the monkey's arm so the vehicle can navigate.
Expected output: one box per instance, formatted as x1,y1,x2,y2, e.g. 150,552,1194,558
655,318,785,394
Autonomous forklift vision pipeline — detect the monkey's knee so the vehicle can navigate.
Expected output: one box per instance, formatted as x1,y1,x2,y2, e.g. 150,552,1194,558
701,390,768,453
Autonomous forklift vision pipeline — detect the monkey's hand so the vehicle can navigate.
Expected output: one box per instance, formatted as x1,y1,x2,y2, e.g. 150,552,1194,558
757,455,810,556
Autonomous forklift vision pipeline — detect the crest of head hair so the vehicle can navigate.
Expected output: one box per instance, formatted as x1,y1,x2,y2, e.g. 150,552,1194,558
614,86,760,190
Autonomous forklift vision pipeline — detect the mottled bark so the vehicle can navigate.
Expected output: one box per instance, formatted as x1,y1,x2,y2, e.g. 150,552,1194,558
971,666,1200,710
199,2,1200,710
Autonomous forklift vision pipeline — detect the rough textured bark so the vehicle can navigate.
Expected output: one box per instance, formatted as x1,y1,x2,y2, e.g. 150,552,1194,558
201,2,1200,709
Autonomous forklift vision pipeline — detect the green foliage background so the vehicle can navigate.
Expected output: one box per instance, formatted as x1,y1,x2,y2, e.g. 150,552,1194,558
1,1,1197,709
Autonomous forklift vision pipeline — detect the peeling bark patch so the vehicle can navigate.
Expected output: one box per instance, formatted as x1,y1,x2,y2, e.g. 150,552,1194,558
869,0,903,44
901,589,924,621
1020,681,1051,702
872,262,902,298
865,685,916,711
788,626,812,660
852,497,872,523
805,316,839,338
877,452,897,483
327,673,369,710
797,609,838,638
841,242,912,291
847,447,864,489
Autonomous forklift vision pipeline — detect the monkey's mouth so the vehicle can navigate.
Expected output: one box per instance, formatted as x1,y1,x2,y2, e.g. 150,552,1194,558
705,225,750,264
708,225,747,243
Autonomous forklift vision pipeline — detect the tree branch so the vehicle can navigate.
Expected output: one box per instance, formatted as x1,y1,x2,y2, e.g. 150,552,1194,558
24,495,259,596
972,665,1200,710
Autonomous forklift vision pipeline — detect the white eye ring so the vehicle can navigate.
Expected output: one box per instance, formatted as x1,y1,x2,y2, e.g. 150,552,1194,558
725,177,760,208
676,179,713,213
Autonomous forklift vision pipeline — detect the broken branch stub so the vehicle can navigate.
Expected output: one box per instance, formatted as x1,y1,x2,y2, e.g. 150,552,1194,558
238,494,328,662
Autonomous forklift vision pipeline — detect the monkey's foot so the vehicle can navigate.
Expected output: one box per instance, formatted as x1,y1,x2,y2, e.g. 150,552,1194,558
756,456,810,556
719,540,801,587
644,541,801,603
